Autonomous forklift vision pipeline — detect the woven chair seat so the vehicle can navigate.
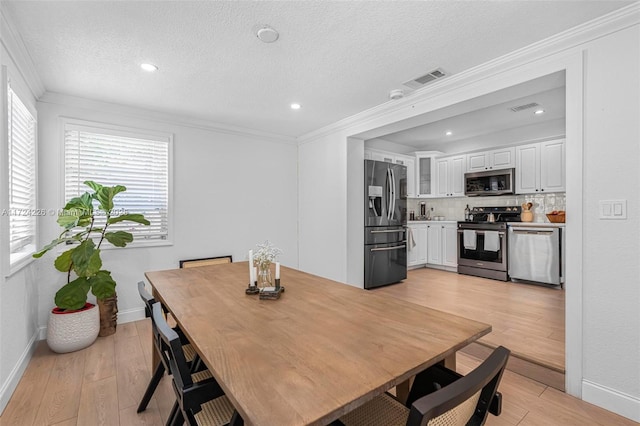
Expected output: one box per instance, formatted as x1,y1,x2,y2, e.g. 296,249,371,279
183,343,197,362
340,393,408,426
191,369,214,382
193,395,236,426
340,389,482,426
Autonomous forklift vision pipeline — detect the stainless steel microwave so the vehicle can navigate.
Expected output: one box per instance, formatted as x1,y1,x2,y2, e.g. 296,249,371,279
464,168,515,196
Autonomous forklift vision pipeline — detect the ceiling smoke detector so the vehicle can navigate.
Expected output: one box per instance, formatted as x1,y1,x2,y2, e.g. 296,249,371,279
256,26,279,43
389,89,404,100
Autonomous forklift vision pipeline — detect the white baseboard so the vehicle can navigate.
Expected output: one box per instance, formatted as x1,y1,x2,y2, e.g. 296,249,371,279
0,329,40,415
37,306,147,342
117,306,146,324
582,379,640,422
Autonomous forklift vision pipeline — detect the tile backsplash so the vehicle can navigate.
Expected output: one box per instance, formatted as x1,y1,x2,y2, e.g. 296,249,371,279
408,193,566,223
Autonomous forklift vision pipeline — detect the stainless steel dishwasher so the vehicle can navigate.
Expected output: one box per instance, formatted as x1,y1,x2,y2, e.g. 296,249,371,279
508,225,563,286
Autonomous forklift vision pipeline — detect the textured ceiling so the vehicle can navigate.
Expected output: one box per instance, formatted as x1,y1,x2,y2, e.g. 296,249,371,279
5,1,631,138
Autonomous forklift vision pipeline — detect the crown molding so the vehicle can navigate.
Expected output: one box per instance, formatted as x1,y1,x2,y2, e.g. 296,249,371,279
297,3,640,145
0,6,45,98
38,92,297,146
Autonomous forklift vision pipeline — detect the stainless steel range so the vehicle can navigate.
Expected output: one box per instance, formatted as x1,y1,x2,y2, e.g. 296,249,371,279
457,206,521,281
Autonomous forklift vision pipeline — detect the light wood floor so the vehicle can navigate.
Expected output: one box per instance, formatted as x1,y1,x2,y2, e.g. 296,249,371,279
1,318,636,426
376,268,566,373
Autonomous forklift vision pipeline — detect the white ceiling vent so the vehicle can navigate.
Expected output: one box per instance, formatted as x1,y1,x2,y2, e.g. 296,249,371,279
403,68,446,89
510,102,539,112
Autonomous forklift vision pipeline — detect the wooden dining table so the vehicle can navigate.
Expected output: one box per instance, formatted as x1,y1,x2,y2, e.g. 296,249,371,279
145,262,491,426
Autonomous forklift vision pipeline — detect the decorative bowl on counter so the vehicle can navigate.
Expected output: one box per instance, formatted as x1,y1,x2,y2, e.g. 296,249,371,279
546,211,566,223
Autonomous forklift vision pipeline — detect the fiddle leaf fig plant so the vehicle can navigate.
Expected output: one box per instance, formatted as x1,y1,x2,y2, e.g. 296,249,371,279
34,181,150,310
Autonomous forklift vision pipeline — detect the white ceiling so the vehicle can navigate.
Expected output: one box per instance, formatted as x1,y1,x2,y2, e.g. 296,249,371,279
4,1,631,138
372,71,566,149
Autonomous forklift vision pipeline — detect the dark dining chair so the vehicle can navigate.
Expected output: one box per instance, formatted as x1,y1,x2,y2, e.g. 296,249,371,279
335,346,510,426
179,255,233,269
152,302,243,426
136,281,202,413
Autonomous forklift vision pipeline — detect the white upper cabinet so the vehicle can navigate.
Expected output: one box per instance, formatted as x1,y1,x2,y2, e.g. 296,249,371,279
435,155,466,197
365,148,416,197
515,139,565,194
415,152,441,198
466,147,515,172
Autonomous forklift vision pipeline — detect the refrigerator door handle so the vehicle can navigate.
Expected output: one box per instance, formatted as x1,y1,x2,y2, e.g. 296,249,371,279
386,168,392,221
390,168,396,220
371,244,406,252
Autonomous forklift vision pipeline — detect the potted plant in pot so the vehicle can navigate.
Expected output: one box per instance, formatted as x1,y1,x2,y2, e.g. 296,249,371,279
34,181,149,352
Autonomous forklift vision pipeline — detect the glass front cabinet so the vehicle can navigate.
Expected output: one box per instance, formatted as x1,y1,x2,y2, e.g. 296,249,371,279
415,152,441,198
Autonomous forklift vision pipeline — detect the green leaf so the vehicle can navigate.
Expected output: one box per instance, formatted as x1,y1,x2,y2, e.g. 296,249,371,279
107,214,150,226
104,231,134,247
89,270,117,299
54,249,74,272
57,213,80,229
71,239,102,277
33,238,65,258
90,183,127,214
83,181,103,193
55,277,91,310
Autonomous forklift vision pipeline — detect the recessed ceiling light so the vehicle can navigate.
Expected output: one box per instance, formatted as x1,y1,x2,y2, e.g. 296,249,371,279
534,109,545,115
291,103,301,110
445,131,453,136
140,63,158,72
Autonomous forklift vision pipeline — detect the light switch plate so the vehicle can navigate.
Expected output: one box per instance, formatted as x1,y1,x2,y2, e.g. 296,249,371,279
599,200,627,219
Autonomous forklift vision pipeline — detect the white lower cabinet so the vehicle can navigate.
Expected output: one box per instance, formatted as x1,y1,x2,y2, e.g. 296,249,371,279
442,224,458,267
407,223,428,267
408,222,457,269
427,222,458,268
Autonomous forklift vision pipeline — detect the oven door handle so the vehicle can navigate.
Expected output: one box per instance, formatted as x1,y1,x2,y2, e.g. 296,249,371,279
457,230,505,236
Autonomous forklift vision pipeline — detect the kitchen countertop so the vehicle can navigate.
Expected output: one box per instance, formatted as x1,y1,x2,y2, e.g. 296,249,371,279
408,220,457,224
507,222,566,228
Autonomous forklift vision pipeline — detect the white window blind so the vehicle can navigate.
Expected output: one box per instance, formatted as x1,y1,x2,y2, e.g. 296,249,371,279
64,123,170,243
8,85,37,263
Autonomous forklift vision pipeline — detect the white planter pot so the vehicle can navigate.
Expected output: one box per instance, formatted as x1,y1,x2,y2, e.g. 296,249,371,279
46,303,100,353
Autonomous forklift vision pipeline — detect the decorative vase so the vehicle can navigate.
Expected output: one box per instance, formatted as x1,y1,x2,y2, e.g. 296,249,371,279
47,303,100,353
98,295,118,337
257,263,273,288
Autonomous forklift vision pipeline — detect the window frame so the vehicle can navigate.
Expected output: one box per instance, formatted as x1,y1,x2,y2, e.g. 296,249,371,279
1,67,39,276
60,117,174,249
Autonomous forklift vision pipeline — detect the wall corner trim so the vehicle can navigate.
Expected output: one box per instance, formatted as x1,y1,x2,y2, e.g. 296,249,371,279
582,379,640,422
0,328,39,415
0,7,46,98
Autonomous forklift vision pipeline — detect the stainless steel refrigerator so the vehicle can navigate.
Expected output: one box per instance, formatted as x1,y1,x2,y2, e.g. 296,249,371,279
364,160,407,289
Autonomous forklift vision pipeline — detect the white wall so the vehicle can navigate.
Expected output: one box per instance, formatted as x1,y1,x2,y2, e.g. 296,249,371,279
0,11,43,412
298,8,640,422
580,25,640,418
298,133,347,282
35,95,299,328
